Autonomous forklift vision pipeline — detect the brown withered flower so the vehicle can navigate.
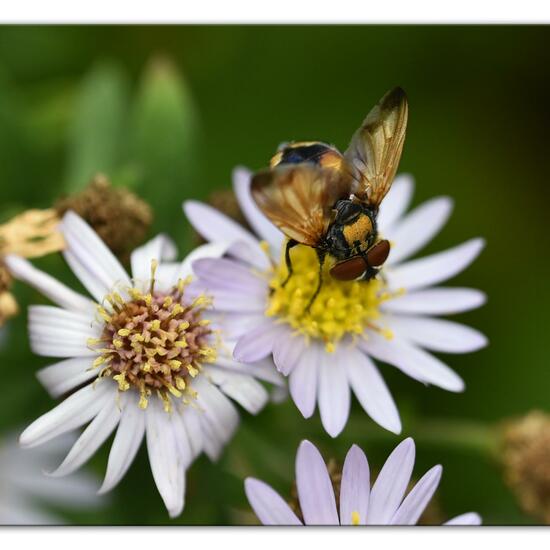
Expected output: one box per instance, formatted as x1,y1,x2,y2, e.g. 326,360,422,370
55,174,152,262
501,411,550,524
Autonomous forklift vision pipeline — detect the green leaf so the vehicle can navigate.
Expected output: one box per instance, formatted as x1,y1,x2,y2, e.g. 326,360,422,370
64,63,130,192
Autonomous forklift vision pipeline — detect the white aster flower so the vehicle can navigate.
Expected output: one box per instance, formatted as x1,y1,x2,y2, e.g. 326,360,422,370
5,211,281,518
184,168,487,437
0,432,101,525
245,437,481,526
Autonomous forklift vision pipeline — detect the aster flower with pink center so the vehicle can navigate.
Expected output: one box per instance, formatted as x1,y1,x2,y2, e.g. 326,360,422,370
5,211,282,518
245,438,481,526
184,168,487,437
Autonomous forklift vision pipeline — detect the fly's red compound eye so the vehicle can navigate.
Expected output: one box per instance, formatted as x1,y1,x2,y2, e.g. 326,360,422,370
330,256,367,281
366,239,390,267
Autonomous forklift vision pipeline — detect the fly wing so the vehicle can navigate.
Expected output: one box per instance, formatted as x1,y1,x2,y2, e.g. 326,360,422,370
344,87,408,208
251,164,352,247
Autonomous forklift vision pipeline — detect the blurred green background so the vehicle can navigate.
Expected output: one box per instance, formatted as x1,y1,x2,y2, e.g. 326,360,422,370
0,25,548,525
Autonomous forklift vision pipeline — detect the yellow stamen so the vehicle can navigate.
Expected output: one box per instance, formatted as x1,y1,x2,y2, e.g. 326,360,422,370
267,242,389,352
351,511,360,525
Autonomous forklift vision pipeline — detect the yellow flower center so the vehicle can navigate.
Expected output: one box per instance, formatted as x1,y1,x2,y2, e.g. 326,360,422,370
88,269,217,412
266,242,395,352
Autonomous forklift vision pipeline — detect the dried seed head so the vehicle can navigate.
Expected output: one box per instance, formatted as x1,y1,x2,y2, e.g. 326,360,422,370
501,411,550,524
55,174,153,261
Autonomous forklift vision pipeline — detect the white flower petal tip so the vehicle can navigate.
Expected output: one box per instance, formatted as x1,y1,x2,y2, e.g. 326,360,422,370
445,512,482,525
387,237,486,292
244,478,302,525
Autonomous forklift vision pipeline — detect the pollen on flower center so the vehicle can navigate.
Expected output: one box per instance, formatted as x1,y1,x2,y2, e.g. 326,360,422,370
266,242,396,352
89,270,216,412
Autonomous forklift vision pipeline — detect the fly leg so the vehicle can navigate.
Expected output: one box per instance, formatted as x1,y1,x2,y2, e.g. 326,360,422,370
305,250,326,313
281,239,299,288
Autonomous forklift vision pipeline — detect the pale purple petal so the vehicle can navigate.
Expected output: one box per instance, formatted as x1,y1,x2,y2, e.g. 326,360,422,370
388,315,488,353
272,330,308,376
4,255,94,314
345,347,401,434
233,320,286,363
445,512,482,525
339,445,370,525
385,197,453,266
214,350,285,387
381,287,487,316
245,478,302,525
367,438,415,524
360,332,464,392
390,465,442,525
183,200,269,269
386,238,485,292
232,166,284,253
193,257,267,295
289,343,320,418
318,348,351,437
296,440,339,525
376,174,414,233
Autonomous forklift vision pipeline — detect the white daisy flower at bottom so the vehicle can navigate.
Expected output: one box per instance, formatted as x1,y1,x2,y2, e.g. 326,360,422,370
5,211,280,518
0,432,101,525
245,438,481,526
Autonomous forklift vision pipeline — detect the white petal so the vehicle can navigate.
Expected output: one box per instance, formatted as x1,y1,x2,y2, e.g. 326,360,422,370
272,330,308,376
386,197,453,266
367,438,415,525
194,377,239,460
339,445,370,525
386,238,485,292
4,255,94,314
178,405,203,461
388,315,488,353
345,348,401,434
318,349,350,438
49,397,121,477
445,512,482,525
360,332,465,392
61,211,131,302
183,200,269,269
99,391,146,494
296,440,339,525
192,257,267,295
245,478,302,525
390,465,442,525
20,380,114,449
233,321,286,363
37,357,97,398
214,349,285,387
377,174,414,233
170,406,194,469
131,234,177,289
381,287,487,316
146,397,185,518
289,343,320,418
232,166,284,253
205,366,268,414
28,305,98,358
